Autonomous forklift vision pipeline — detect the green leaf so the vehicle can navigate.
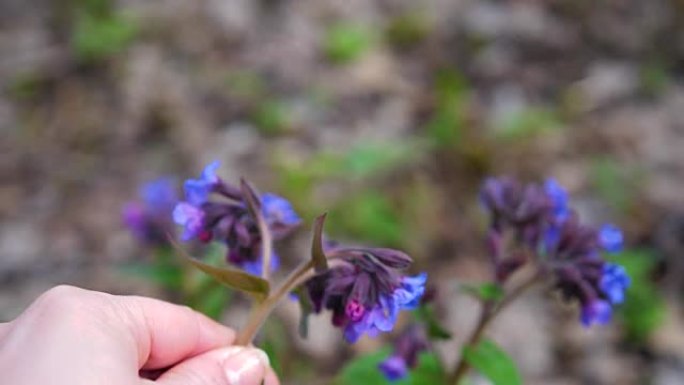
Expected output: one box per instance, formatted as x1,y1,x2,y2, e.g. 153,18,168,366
336,349,445,385
463,339,521,385
416,306,452,340
170,239,270,302
310,213,329,272
462,283,504,302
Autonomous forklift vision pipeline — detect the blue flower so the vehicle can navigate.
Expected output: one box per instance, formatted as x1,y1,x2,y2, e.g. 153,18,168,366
378,324,429,381
122,202,147,240
344,296,397,343
173,202,205,241
261,193,301,226
600,263,630,304
343,275,426,343
141,178,177,212
379,356,408,382
544,178,569,221
393,273,427,310
123,178,178,245
241,252,281,276
599,224,623,253
184,161,221,205
580,299,612,327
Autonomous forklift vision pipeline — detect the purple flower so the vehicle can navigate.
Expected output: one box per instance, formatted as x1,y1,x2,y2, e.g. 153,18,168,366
173,202,205,241
184,161,221,206
344,297,397,343
480,176,629,327
599,224,623,253
141,178,177,211
580,299,612,327
174,162,302,275
123,178,178,245
303,247,426,343
262,193,301,225
600,263,630,304
544,178,569,222
239,252,281,276
393,273,428,310
379,356,408,381
480,177,550,229
378,324,429,381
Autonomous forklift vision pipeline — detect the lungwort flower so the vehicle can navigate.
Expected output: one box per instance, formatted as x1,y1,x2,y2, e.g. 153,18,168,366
173,161,301,274
123,178,178,245
479,176,630,327
378,324,429,381
304,247,427,343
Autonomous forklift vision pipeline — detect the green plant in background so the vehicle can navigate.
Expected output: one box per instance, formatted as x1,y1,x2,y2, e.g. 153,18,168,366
425,70,471,148
71,0,137,62
640,59,670,96
252,99,290,135
590,157,642,214
608,249,665,343
329,190,404,247
492,106,562,141
275,140,424,246
385,12,431,50
324,23,374,64
224,70,267,101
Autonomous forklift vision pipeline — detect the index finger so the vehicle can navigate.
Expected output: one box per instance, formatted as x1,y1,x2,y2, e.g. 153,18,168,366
118,295,235,370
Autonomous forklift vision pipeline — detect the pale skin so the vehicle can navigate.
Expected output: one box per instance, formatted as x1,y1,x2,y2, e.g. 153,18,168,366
0,285,279,385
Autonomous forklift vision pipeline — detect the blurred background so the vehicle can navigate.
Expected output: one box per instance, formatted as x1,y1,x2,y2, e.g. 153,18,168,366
2,0,684,384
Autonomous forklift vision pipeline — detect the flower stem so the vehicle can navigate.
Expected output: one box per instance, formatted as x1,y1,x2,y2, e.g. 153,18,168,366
449,271,541,385
257,212,273,282
235,257,326,345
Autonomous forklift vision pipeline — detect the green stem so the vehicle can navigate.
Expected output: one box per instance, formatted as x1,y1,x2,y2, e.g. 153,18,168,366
235,260,316,345
449,272,541,385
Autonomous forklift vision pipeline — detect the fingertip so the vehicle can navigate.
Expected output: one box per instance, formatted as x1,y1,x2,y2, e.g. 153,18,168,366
195,311,236,347
264,368,280,385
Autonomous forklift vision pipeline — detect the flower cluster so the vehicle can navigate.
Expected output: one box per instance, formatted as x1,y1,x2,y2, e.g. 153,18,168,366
378,324,429,381
480,177,630,327
173,161,301,275
123,178,178,246
303,247,427,343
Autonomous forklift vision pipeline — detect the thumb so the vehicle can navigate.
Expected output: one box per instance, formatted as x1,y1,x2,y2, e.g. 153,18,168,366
149,346,274,385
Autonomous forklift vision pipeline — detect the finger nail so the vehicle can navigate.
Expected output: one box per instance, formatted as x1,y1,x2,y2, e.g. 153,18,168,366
222,347,268,385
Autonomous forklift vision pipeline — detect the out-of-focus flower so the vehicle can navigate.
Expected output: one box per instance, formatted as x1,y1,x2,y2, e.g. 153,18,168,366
123,178,178,245
600,263,630,304
479,176,630,327
580,299,612,327
261,193,302,237
379,356,408,381
544,178,569,222
172,202,206,241
378,325,429,381
184,161,221,206
173,161,301,275
303,247,426,343
599,224,623,253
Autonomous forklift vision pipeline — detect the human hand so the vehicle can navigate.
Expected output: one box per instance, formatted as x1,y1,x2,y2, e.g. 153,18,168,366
0,285,279,385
